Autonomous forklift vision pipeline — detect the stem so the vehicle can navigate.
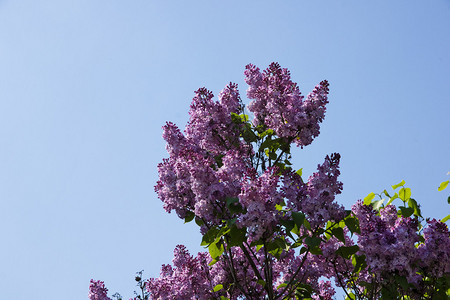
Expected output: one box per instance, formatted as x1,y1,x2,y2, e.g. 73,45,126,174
332,258,353,300
263,242,274,300
240,244,264,281
244,241,260,263
272,137,294,167
275,248,310,299
223,238,252,299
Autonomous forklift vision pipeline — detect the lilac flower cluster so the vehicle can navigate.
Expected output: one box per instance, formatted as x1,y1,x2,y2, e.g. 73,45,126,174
146,245,218,299
155,63,336,234
88,280,111,300
237,167,283,242
185,85,244,156
417,219,450,278
91,63,450,299
146,244,338,299
155,86,250,224
352,201,420,283
245,62,329,147
283,153,345,228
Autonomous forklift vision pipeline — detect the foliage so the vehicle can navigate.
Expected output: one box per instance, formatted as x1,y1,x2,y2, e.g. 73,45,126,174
89,63,450,299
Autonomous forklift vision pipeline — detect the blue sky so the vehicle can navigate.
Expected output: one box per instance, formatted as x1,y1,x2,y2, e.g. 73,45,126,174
0,1,449,299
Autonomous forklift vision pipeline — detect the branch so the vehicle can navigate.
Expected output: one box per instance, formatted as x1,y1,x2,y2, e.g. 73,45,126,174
275,248,310,299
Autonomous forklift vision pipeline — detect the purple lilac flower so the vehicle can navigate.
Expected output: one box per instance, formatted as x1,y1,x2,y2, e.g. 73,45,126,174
283,153,345,228
88,280,111,300
185,86,244,156
352,201,420,283
312,280,336,300
237,167,283,242
244,62,329,147
417,219,450,278
146,245,217,299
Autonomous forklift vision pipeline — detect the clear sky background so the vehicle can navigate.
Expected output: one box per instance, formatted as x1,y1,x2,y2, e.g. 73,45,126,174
0,1,449,299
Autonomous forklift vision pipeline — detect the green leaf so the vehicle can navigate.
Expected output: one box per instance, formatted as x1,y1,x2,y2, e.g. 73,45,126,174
344,216,360,234
392,180,406,190
257,279,266,287
259,128,274,138
303,219,311,231
219,297,229,300
226,197,244,214
227,225,246,247
213,284,223,292
209,240,224,259
371,199,384,211
408,198,422,217
309,246,323,255
242,126,258,143
363,192,376,205
296,168,303,177
201,227,220,246
331,227,346,243
352,254,366,273
292,212,305,229
277,283,287,290
335,245,359,259
383,189,391,198
441,215,450,223
281,219,295,239
399,187,411,201
398,206,414,218
230,112,241,123
438,180,449,191
395,275,409,290
264,149,277,160
345,292,356,300
386,193,398,206
226,197,239,206
275,204,284,211
259,137,283,152
304,236,321,248
184,211,195,223
255,243,264,252
239,114,249,122
195,216,204,226
267,238,287,259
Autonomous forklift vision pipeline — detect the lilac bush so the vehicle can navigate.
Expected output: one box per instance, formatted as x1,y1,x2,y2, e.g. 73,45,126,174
90,63,450,299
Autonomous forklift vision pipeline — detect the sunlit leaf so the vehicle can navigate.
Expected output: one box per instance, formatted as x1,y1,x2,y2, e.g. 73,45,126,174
392,180,406,190
399,187,411,201
438,180,449,191
363,192,375,205
209,240,224,259
386,193,398,206
213,284,223,292
371,199,384,211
